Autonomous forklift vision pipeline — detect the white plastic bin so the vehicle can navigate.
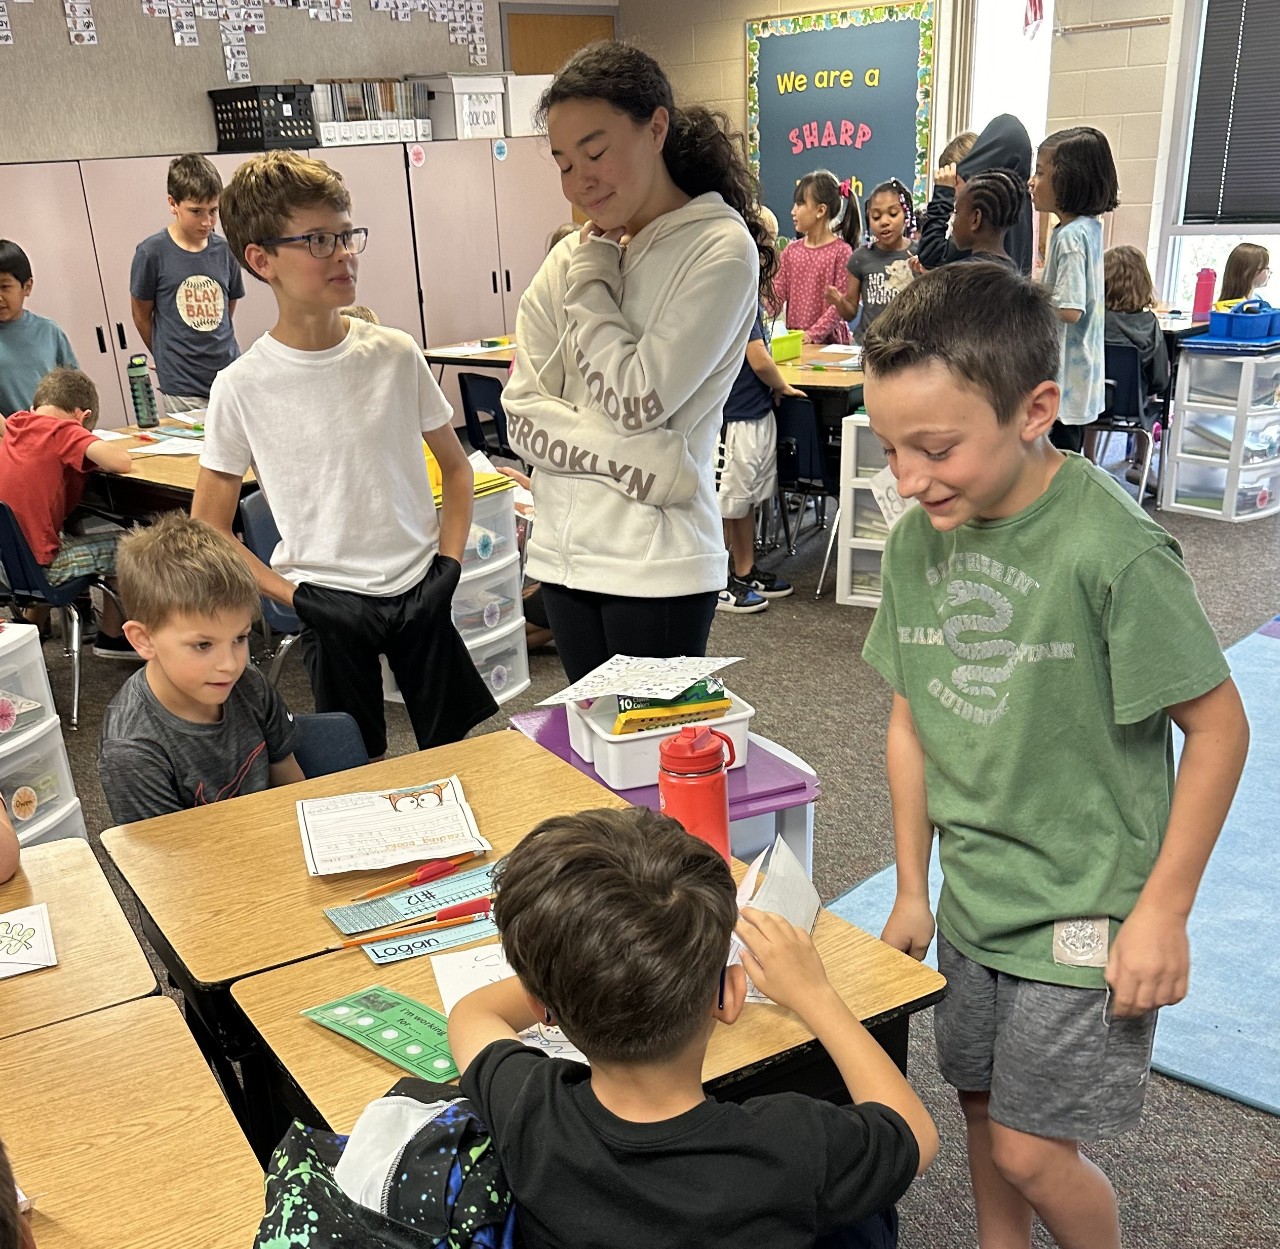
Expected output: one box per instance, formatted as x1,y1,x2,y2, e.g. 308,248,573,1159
0,625,56,736
16,797,86,849
415,73,506,140
0,717,76,831
500,73,553,136
463,489,519,570
566,693,754,791
1186,356,1280,410
468,618,529,704
452,552,524,643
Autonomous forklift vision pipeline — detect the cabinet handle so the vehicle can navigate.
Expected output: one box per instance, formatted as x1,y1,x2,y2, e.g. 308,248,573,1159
504,269,511,292
116,322,127,350
491,271,498,294
95,326,107,354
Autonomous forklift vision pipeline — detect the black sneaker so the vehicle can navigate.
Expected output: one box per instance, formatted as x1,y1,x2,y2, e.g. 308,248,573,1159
716,577,769,614
745,566,794,599
92,632,144,662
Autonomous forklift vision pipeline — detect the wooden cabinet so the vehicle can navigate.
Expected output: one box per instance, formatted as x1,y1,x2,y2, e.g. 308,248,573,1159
0,161,129,427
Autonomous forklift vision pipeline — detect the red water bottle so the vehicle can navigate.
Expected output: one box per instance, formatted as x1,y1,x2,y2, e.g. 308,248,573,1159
1193,268,1217,322
658,726,736,862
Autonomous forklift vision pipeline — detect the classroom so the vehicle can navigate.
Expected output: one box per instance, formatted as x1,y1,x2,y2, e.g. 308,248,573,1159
0,1,1277,1246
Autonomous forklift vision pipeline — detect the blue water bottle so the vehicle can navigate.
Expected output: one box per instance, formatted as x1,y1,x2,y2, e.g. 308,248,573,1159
127,353,160,428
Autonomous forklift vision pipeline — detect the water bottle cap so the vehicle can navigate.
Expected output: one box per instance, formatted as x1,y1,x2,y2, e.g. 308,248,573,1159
658,725,734,773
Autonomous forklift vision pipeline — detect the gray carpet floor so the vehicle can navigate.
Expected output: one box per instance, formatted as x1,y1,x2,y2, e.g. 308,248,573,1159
45,489,1280,1248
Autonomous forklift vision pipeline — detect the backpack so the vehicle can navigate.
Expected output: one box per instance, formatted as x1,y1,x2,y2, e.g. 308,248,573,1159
255,1078,517,1249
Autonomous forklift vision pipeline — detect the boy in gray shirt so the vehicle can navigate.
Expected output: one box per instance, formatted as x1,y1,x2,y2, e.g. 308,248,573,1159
99,513,302,826
130,154,245,410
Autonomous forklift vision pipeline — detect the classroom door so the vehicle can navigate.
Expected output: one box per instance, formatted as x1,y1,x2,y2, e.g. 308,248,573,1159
505,10,616,75
0,162,129,427
306,144,424,345
491,136,573,329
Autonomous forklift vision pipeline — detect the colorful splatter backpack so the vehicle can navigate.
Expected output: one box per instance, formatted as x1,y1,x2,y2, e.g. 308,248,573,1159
255,1078,517,1249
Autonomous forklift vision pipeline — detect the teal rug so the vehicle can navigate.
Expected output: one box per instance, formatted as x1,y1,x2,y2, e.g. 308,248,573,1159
828,619,1280,1115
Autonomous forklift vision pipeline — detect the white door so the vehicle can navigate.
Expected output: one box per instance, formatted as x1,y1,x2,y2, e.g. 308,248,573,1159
492,136,574,330
310,144,423,344
0,162,129,427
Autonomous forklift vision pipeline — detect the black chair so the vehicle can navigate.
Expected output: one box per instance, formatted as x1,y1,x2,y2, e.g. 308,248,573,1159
238,490,302,687
1092,343,1156,501
292,712,369,778
457,372,524,467
0,503,121,730
773,395,843,597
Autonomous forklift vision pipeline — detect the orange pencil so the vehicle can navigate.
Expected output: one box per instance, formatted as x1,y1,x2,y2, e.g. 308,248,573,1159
332,912,484,951
352,851,482,902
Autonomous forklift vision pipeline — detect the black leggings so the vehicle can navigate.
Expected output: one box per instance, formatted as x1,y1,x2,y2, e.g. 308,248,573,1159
1049,421,1085,452
539,583,719,683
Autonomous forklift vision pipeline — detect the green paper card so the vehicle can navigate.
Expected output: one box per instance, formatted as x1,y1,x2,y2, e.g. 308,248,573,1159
302,984,459,1081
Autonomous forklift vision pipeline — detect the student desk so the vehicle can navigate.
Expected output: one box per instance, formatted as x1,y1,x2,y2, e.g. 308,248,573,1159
0,997,263,1249
777,345,865,423
100,731,629,1151
0,839,155,1040
231,866,945,1136
424,340,518,371
83,423,255,517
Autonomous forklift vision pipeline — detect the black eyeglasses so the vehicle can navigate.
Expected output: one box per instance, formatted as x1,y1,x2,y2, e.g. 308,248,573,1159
254,228,369,258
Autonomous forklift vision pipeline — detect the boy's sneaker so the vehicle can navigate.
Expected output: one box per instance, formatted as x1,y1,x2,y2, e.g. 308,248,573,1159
745,566,794,599
716,577,769,615
91,632,143,662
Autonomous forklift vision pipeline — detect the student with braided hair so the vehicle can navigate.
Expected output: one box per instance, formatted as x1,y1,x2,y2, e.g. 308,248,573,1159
824,178,917,340
950,168,1025,268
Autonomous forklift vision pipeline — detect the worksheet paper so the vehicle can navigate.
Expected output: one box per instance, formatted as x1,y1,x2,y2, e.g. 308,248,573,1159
539,654,742,705
0,902,57,980
297,775,491,876
729,837,821,1004
129,439,205,456
430,943,590,1064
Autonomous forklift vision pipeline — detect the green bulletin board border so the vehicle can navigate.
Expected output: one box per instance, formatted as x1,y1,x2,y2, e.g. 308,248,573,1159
746,1,936,205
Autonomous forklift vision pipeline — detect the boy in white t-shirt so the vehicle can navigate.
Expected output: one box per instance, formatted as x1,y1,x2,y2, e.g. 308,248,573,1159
192,152,496,759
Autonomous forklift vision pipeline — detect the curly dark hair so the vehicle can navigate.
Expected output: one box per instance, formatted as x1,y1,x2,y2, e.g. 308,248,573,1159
960,168,1025,233
537,41,776,295
1039,127,1119,217
863,179,917,242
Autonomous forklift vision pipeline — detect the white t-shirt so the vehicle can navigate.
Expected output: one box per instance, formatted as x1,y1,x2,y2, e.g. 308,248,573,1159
202,318,451,595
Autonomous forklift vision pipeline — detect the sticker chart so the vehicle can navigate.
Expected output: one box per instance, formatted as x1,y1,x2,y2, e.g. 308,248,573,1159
303,985,459,1080
325,860,498,935
431,944,589,1064
298,774,489,876
0,903,57,981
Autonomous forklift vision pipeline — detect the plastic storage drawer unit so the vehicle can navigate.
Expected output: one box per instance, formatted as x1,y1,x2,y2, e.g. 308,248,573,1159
451,553,524,643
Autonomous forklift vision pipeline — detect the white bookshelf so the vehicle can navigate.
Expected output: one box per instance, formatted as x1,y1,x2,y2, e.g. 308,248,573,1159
836,413,891,607
1160,350,1280,522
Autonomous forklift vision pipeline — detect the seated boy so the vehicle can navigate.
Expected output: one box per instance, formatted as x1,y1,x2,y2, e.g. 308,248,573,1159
193,151,496,760
0,368,136,657
0,240,77,417
861,262,1249,1248
98,513,303,825
715,301,801,615
449,807,939,1249
130,154,245,412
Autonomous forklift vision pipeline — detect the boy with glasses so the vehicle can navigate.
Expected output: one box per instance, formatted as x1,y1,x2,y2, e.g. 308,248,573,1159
193,152,495,759
130,153,245,412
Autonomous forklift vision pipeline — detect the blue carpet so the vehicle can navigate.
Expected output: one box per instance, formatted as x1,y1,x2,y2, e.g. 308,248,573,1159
828,620,1280,1115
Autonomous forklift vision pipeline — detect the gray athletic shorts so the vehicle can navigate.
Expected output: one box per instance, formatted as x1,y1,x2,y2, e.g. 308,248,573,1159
934,934,1157,1141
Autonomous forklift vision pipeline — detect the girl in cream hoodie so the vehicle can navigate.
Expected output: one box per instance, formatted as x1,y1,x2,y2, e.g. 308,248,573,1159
502,42,775,681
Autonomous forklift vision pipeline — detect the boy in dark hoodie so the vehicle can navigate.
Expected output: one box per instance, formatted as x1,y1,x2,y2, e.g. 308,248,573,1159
916,115,1034,276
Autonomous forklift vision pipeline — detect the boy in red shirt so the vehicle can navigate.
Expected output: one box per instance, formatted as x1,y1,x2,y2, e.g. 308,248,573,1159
0,367,137,657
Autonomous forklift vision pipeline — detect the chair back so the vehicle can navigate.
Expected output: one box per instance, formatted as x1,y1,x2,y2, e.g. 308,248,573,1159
774,396,840,498
1101,343,1146,423
239,491,300,634
292,712,370,778
0,503,89,607
457,372,509,456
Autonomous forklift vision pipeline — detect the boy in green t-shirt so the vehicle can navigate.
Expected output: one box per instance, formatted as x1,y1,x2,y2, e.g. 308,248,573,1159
860,262,1249,1249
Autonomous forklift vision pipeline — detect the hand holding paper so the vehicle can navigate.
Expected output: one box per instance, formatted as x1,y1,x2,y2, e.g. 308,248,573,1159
735,907,834,1016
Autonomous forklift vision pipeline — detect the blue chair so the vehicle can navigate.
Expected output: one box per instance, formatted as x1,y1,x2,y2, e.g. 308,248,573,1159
292,712,369,778
238,490,301,687
1093,343,1156,500
457,372,525,468
0,503,120,731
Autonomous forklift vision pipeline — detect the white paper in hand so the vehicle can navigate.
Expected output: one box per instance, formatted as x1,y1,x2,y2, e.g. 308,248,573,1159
733,837,820,1004
868,465,919,531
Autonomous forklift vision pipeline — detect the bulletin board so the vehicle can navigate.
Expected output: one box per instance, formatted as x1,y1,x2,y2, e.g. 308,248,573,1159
747,2,934,238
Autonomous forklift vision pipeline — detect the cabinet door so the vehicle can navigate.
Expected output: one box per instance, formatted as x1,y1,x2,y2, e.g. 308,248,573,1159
309,144,423,344
409,140,505,344
0,162,129,427
492,136,573,331
79,153,281,368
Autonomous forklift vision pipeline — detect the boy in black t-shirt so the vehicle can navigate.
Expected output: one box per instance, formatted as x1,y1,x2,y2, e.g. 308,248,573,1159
449,808,938,1249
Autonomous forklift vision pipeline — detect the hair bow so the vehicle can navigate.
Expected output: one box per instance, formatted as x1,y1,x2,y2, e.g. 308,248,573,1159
838,178,853,199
